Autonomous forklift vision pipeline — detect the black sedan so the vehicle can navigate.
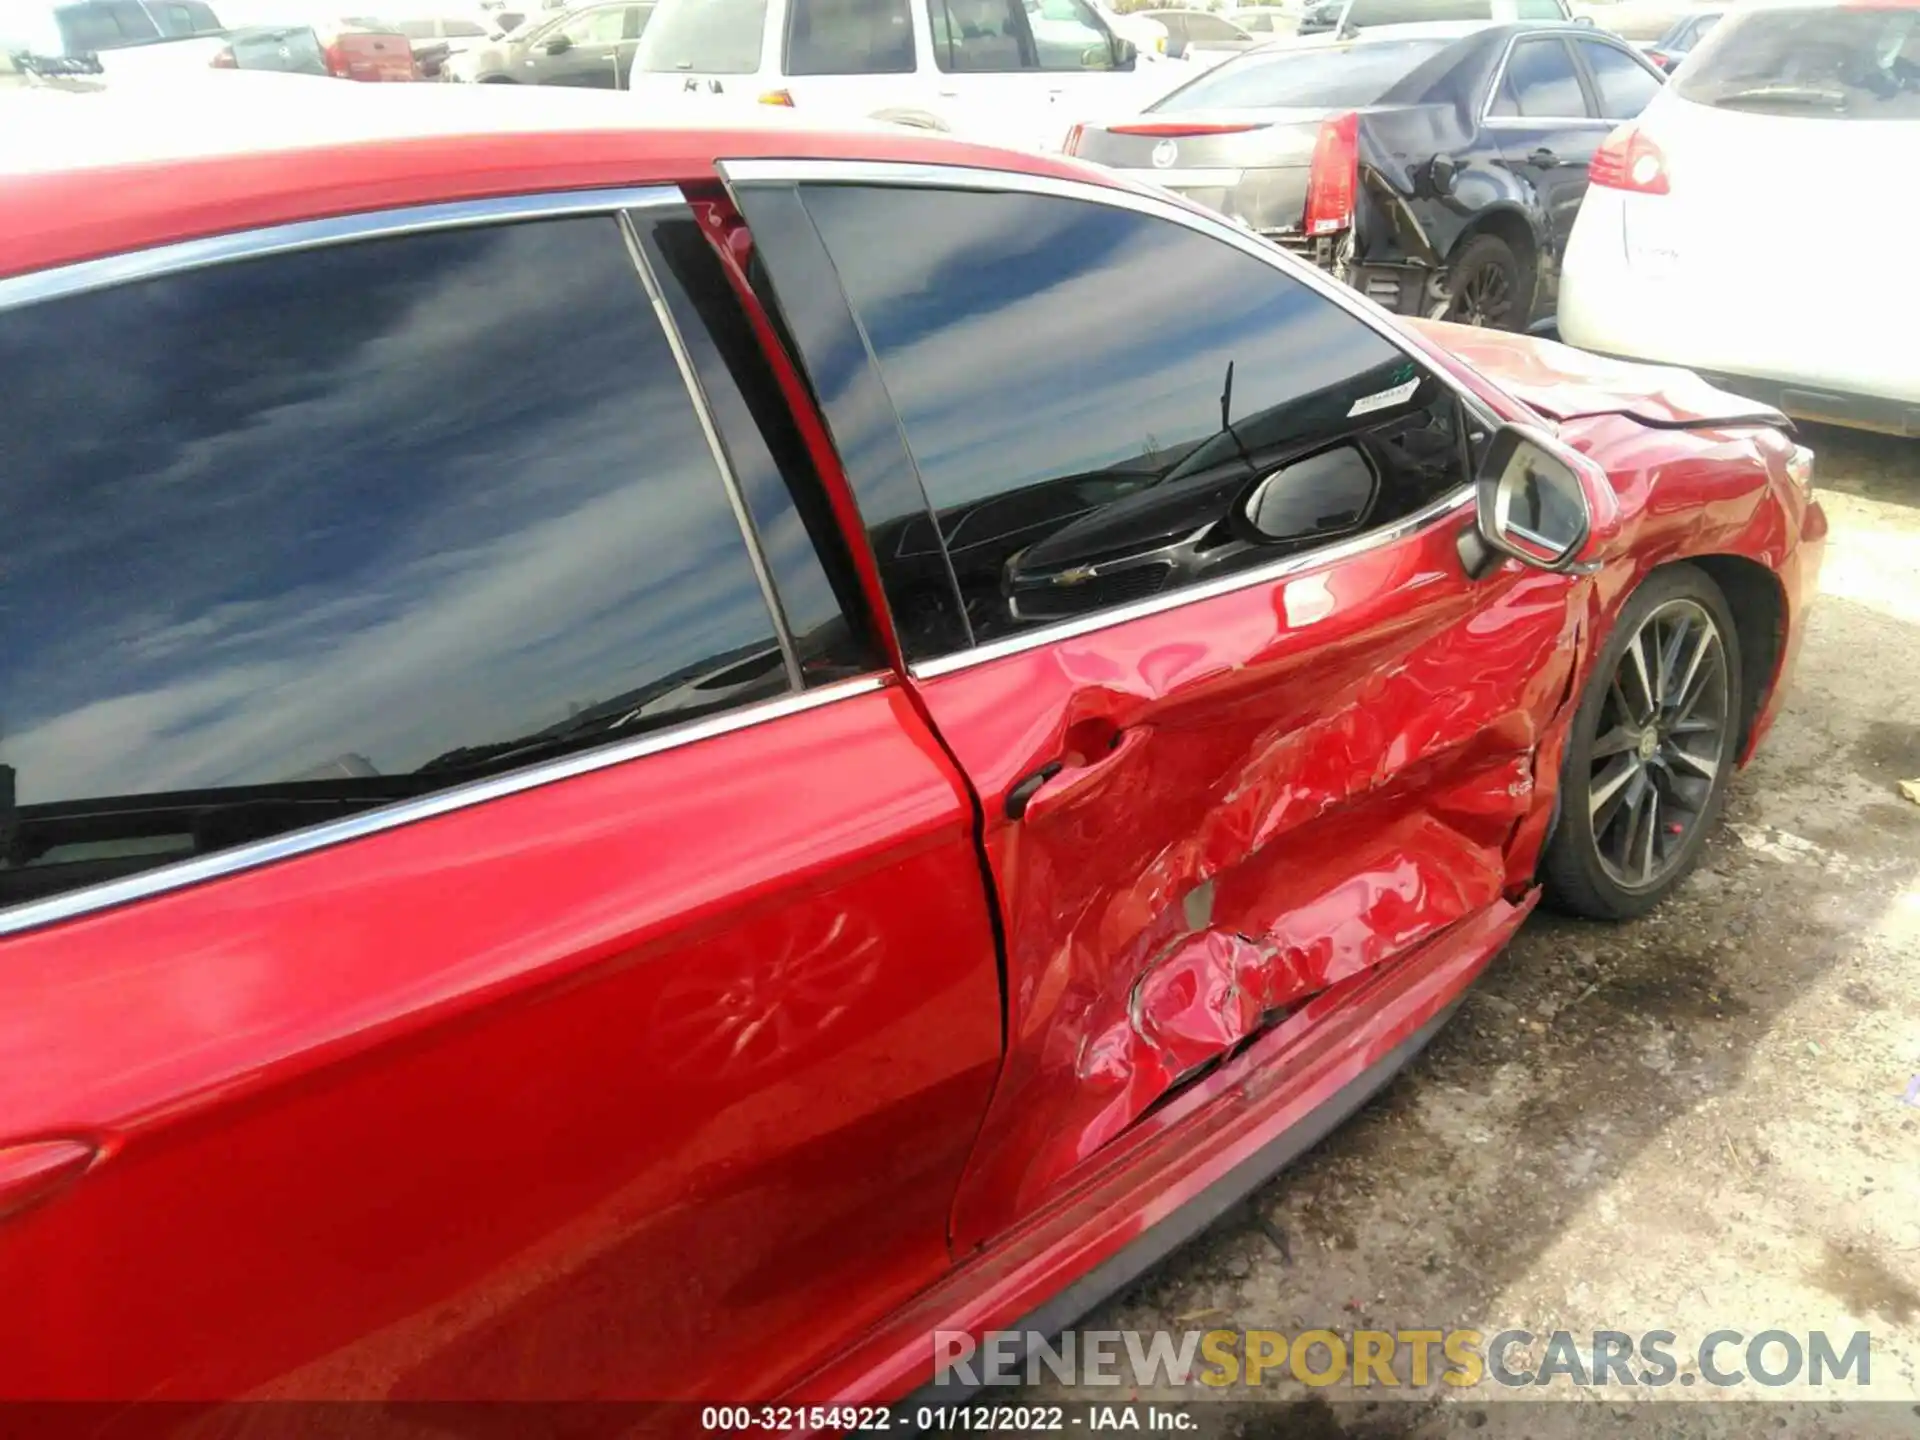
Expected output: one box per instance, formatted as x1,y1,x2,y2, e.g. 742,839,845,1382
1068,20,1665,328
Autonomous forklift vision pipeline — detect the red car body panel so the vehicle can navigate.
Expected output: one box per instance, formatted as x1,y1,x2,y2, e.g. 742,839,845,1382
921,518,1581,1247
0,686,1005,1402
796,893,1533,1408
0,111,1825,1415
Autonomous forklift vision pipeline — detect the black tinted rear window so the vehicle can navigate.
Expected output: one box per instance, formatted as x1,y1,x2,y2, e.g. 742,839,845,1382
0,216,796,908
1675,6,1920,118
1153,36,1452,108
635,0,766,71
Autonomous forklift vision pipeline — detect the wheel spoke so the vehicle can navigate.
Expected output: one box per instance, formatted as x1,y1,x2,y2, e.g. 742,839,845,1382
1671,661,1717,729
1651,614,1679,708
1590,754,1640,829
1624,630,1657,722
1591,724,1641,759
1671,621,1714,716
1667,745,1719,781
1671,715,1718,736
1635,785,1660,883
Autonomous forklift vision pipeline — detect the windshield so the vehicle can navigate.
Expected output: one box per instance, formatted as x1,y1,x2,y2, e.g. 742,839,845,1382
1675,5,1920,118
1153,36,1452,108
634,0,765,71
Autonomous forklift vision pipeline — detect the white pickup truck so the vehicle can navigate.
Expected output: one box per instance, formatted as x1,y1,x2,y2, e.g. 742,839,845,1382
3,0,330,84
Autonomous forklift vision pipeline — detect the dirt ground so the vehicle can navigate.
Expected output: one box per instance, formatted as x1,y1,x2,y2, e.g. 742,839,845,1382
1026,427,1920,1436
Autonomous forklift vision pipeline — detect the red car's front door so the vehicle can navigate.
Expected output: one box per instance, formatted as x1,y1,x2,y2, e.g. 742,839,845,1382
731,168,1581,1245
0,195,1004,1401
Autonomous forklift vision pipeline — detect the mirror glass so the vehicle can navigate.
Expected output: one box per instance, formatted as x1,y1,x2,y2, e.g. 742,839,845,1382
1476,426,1590,567
1243,443,1379,544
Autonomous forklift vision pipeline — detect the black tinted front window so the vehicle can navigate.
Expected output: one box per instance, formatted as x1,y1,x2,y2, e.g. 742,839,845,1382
785,0,913,73
1674,6,1920,118
635,0,766,71
0,217,789,909
799,186,1462,648
1492,35,1587,115
1154,36,1452,109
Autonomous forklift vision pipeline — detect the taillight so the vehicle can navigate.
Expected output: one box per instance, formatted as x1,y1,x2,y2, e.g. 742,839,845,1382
1064,123,1085,154
1589,123,1670,194
1302,110,1358,236
210,44,237,66
1107,121,1266,136
323,40,348,76
757,88,793,106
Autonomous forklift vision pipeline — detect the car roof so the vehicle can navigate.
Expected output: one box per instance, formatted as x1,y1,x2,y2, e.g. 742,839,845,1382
0,81,1134,282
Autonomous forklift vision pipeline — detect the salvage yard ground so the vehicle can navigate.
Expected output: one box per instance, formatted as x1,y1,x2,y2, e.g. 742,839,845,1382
1029,427,1920,1435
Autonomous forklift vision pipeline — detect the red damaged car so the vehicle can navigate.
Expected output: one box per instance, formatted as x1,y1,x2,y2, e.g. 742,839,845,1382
0,88,1823,1412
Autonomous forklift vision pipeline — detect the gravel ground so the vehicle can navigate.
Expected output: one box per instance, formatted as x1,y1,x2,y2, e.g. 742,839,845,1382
1020,426,1920,1436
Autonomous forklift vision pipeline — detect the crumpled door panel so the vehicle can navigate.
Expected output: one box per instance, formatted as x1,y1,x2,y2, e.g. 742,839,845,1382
931,518,1578,1249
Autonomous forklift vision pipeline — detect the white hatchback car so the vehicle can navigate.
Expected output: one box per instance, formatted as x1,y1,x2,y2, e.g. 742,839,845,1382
626,0,1178,150
1559,0,1920,434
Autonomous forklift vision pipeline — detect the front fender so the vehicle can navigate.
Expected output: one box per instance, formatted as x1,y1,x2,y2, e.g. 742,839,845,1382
1551,413,1820,763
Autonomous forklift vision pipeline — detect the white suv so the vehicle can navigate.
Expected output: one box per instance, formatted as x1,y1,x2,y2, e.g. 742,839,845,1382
627,0,1177,151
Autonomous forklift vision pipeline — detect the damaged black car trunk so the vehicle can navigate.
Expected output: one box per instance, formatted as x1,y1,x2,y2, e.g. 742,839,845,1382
1069,20,1665,330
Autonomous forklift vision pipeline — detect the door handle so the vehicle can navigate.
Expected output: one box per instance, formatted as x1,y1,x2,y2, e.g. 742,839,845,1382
1003,724,1146,822
1005,760,1063,821
1528,147,1561,167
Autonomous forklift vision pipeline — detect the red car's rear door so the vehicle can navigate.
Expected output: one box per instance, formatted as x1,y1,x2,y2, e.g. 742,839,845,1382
727,165,1582,1245
0,194,1003,1401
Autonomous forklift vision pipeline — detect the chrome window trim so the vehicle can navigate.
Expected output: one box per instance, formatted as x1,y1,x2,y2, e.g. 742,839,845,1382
0,675,888,940
716,157,1494,680
0,184,869,937
0,186,683,314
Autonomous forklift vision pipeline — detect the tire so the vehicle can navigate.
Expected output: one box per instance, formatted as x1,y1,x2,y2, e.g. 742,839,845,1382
1542,563,1744,921
1444,232,1525,332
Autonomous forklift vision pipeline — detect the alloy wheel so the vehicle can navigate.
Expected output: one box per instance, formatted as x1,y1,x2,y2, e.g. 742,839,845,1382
1451,261,1512,328
1586,598,1733,890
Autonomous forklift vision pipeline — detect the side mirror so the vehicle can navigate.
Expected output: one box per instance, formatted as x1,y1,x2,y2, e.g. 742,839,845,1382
1242,443,1379,544
544,32,571,51
1113,34,1137,67
1466,422,1618,573
1573,13,1596,23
